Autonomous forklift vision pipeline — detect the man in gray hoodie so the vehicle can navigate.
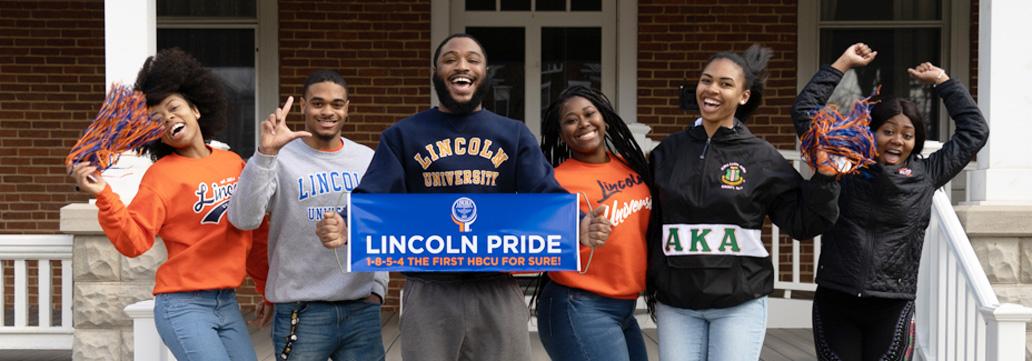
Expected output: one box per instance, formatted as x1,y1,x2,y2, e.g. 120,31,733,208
228,70,388,361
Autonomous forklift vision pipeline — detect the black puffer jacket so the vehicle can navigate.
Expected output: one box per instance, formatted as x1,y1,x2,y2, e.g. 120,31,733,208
792,65,989,299
647,120,840,310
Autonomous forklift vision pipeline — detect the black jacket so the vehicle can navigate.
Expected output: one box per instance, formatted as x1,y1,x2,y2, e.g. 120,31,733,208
647,120,840,310
792,66,989,299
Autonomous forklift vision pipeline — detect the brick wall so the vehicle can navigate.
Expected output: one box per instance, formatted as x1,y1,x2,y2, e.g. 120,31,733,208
637,0,801,149
0,0,103,315
0,0,988,314
278,0,431,147
278,0,432,313
0,0,102,234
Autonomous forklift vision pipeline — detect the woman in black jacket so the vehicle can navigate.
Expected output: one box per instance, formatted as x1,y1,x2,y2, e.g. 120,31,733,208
647,44,841,361
793,43,989,361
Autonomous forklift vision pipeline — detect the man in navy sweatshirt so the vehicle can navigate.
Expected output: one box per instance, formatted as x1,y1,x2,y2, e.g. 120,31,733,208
315,34,611,361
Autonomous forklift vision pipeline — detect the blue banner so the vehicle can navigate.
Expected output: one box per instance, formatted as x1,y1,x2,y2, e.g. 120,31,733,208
348,193,580,272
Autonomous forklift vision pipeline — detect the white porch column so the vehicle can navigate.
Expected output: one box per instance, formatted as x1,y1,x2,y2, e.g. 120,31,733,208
967,0,1032,204
616,0,658,153
105,0,155,88
101,0,156,204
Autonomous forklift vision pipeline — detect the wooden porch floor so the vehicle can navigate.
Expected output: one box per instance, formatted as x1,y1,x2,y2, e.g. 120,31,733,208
0,312,816,361
252,312,817,361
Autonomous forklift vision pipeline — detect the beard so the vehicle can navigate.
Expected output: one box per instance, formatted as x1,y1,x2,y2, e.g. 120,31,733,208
432,71,491,115
312,129,339,144
307,118,343,144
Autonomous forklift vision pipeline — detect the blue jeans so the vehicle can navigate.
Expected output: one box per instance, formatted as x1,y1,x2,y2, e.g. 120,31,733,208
272,300,384,361
537,281,648,361
655,297,767,361
154,289,257,361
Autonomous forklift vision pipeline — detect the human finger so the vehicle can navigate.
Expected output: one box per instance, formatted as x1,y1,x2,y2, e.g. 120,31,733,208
75,165,97,180
323,211,342,225
276,96,294,122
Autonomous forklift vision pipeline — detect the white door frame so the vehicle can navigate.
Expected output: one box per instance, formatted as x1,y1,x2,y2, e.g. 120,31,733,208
156,3,279,153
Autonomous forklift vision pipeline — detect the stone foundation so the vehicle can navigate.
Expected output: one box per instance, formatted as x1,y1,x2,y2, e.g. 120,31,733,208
61,203,166,361
955,204,1032,360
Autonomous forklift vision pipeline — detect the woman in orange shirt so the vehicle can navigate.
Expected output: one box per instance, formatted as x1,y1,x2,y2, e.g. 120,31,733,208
69,49,268,361
537,86,652,361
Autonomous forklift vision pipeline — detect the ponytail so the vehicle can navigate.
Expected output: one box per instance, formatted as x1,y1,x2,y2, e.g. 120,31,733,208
706,44,772,121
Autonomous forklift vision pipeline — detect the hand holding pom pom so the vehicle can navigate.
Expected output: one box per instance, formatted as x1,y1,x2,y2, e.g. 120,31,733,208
801,94,879,177
65,84,164,172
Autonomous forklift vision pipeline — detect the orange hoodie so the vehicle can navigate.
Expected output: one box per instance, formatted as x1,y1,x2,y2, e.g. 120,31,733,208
548,156,651,300
95,148,268,295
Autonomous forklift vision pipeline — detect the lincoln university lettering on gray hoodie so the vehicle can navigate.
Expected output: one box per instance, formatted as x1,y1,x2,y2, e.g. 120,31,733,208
228,137,387,303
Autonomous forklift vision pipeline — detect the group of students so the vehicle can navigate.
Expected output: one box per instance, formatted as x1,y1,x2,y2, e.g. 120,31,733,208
68,33,988,361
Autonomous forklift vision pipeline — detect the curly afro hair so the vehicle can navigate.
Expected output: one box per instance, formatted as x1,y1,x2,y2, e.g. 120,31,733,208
134,48,227,160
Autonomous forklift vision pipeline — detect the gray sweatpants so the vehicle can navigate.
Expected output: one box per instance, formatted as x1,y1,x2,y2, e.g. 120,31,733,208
400,276,532,361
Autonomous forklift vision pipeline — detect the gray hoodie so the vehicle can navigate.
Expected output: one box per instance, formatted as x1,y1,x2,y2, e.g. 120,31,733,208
228,137,388,303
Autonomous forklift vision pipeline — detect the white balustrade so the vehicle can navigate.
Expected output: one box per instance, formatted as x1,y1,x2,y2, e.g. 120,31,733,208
125,300,177,361
915,191,1032,361
771,150,819,298
0,235,74,350
768,150,821,328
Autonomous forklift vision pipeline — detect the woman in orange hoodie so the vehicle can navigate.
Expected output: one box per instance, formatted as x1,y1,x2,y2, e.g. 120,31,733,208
537,86,652,361
69,49,268,361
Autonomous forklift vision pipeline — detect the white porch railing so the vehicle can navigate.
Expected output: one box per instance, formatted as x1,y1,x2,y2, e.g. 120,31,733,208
773,149,820,298
767,150,821,328
915,191,1032,361
0,235,74,350
125,300,177,361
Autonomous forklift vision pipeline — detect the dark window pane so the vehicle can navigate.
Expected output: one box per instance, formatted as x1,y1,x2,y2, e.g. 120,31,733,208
465,0,495,11
466,27,525,122
821,0,941,21
157,0,255,18
501,0,530,11
820,28,942,140
158,29,257,157
571,0,601,11
541,27,602,113
536,0,566,11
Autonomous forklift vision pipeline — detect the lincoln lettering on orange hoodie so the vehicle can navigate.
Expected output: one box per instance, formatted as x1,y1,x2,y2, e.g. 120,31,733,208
548,156,651,300
95,148,268,295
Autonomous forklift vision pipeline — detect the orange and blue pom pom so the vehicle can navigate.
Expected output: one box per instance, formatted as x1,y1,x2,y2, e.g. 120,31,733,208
65,84,163,171
800,94,878,176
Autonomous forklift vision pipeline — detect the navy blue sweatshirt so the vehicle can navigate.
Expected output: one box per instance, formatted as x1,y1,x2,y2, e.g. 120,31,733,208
356,107,565,280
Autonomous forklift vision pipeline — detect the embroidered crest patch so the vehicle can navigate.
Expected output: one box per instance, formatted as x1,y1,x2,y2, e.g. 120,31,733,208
720,162,747,190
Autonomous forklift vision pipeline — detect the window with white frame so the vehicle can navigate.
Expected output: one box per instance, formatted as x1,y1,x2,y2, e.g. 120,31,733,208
156,0,277,158
446,0,619,137
798,0,970,142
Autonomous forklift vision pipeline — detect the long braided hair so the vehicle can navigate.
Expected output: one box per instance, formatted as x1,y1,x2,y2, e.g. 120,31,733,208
540,86,650,184
529,86,651,315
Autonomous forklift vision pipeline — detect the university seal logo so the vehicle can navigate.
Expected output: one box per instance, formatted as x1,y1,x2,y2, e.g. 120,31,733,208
451,197,477,232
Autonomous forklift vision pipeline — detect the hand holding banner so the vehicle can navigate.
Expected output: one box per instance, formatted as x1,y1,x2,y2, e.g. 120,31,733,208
348,193,580,272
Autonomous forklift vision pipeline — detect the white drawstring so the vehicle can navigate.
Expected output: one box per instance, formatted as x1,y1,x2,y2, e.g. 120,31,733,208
333,191,348,274
578,192,597,275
